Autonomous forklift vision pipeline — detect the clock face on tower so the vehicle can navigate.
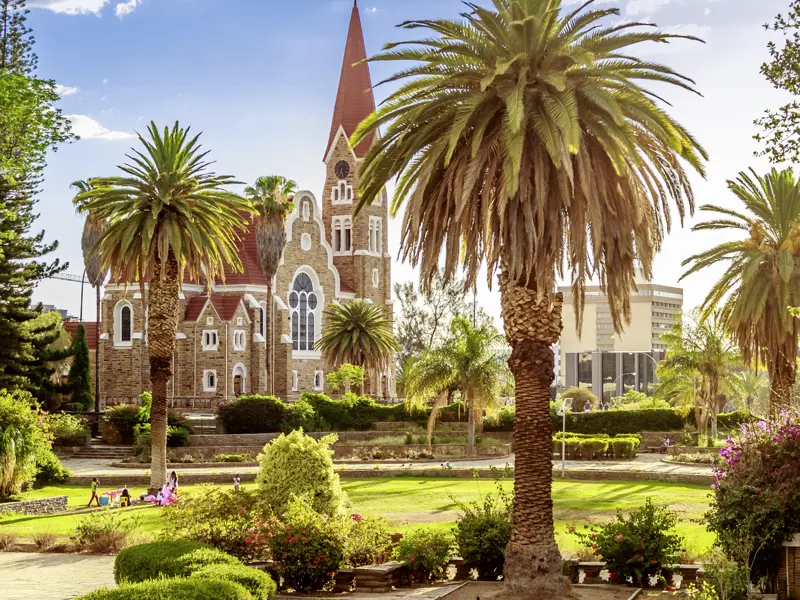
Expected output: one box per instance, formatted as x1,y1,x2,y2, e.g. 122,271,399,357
334,160,350,180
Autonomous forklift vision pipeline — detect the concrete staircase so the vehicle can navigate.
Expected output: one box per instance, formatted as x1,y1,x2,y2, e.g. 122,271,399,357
56,443,134,461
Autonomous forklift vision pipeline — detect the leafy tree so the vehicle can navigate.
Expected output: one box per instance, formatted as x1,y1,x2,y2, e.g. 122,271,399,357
72,179,106,412
561,387,600,412
325,363,365,397
728,370,769,415
352,0,706,592
23,309,73,408
406,317,508,455
75,122,252,492
682,168,800,415
317,300,399,393
755,1,800,163
657,312,739,437
67,323,92,410
0,389,49,499
245,176,297,396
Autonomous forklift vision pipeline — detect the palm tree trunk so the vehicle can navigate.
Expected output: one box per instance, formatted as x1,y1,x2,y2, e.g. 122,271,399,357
266,282,272,396
147,254,181,493
770,347,796,416
426,391,448,450
467,390,476,458
95,285,101,414
499,272,569,599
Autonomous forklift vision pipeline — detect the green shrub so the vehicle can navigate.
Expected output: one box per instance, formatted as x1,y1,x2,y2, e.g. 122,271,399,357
559,409,685,435
344,515,394,567
257,429,345,515
0,390,52,499
562,387,600,412
266,496,346,592
284,398,319,432
214,454,251,463
567,498,683,585
393,527,454,583
133,424,191,458
72,508,140,553
619,390,648,405
192,564,277,600
104,405,141,443
219,396,288,434
609,438,638,459
34,445,70,486
45,413,90,446
114,540,240,584
453,474,512,581
161,486,262,561
75,577,251,600
484,406,515,432
716,410,757,431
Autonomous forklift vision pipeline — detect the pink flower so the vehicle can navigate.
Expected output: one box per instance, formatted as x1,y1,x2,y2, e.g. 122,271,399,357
616,535,624,542
590,534,597,540
409,555,415,563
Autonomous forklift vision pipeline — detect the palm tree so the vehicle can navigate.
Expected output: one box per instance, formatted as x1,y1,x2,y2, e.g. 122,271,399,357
75,122,252,491
245,176,297,395
657,312,738,438
682,168,800,415
406,317,507,455
72,179,107,413
350,1,706,594
317,300,399,393
728,370,768,414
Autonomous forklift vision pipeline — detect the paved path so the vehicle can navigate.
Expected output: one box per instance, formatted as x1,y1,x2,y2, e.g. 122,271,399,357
0,552,116,599
63,453,712,479
0,552,464,600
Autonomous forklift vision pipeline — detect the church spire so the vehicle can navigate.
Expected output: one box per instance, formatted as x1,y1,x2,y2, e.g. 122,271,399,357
324,0,376,160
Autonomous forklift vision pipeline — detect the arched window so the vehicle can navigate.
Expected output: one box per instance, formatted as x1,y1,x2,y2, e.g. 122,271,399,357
114,300,134,347
259,302,266,338
289,272,318,351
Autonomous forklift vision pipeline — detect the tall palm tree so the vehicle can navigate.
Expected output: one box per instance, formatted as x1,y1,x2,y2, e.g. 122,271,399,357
245,176,297,395
350,1,706,595
317,300,399,393
657,312,738,438
72,179,107,413
406,317,507,455
75,122,252,491
682,168,800,415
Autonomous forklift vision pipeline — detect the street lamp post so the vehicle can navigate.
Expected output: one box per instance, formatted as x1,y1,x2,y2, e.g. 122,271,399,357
557,397,573,478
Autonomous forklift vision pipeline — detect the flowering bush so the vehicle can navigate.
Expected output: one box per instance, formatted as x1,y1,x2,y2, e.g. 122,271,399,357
706,411,800,579
161,485,263,561
567,498,683,585
257,496,346,592
393,527,454,583
343,514,394,567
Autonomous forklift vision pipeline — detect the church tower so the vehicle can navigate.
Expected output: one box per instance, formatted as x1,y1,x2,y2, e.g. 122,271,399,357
322,0,391,306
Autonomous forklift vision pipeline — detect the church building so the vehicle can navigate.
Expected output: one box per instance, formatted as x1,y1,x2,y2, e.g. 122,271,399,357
91,1,395,408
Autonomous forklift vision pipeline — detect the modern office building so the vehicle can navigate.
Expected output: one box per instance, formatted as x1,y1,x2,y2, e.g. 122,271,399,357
557,267,683,401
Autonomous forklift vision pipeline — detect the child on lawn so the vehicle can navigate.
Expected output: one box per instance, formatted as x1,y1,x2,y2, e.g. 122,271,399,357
87,477,101,507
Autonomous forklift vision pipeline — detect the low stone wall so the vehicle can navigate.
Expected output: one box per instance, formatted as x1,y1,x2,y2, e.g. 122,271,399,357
372,421,469,432
0,496,68,516
640,431,694,448
334,443,511,459
666,445,720,456
189,428,485,447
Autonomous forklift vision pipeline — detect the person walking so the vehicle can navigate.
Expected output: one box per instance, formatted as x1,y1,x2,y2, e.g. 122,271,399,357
233,474,241,492
87,477,101,507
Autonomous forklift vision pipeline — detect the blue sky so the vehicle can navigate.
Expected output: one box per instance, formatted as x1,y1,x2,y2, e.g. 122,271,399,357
26,0,795,329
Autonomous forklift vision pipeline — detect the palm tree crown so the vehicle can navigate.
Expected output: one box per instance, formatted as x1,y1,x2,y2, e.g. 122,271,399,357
317,300,399,377
75,122,253,285
682,168,800,412
245,175,298,282
71,179,108,288
353,0,706,330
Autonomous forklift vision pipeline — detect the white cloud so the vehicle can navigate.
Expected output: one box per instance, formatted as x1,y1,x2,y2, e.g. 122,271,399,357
626,0,673,15
115,0,138,18
704,7,711,15
67,115,135,141
102,78,109,85
28,0,110,15
55,84,79,96
101,95,109,101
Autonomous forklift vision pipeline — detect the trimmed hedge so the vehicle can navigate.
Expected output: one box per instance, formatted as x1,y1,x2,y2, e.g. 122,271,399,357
76,577,251,600
192,564,276,600
717,409,758,431
218,396,287,434
552,433,640,459
114,540,240,584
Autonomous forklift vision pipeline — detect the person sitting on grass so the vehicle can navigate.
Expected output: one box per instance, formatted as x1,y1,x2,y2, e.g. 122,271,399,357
87,477,101,508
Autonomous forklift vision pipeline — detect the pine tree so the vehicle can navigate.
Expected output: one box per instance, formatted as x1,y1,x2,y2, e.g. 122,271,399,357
0,0,73,392
66,323,92,410
24,310,74,409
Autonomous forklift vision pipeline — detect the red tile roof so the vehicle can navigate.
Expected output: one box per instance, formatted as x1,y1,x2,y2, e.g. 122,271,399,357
324,1,376,160
183,295,244,323
64,321,98,351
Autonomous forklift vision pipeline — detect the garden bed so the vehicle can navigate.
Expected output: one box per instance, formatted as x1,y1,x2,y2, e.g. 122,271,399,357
441,582,639,600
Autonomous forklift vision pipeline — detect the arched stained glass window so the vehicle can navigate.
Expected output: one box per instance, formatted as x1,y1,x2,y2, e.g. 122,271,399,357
120,306,132,342
290,273,318,351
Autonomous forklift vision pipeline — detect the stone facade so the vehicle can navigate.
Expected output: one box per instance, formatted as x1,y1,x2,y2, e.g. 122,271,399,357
88,3,396,408
0,496,68,516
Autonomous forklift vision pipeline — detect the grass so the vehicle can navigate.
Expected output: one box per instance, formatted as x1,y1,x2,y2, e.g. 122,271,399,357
0,478,714,557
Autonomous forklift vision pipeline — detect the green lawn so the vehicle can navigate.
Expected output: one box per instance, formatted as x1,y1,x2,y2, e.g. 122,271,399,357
0,478,714,557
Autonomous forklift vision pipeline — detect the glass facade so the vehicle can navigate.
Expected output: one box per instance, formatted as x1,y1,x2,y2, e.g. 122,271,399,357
578,353,593,389
601,353,616,402
622,353,636,394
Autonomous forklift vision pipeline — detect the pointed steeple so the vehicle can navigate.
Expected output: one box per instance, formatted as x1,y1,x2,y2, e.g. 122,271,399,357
324,0,376,160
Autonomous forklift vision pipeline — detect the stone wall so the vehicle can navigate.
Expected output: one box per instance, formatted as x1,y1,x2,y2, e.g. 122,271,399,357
0,496,68,516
